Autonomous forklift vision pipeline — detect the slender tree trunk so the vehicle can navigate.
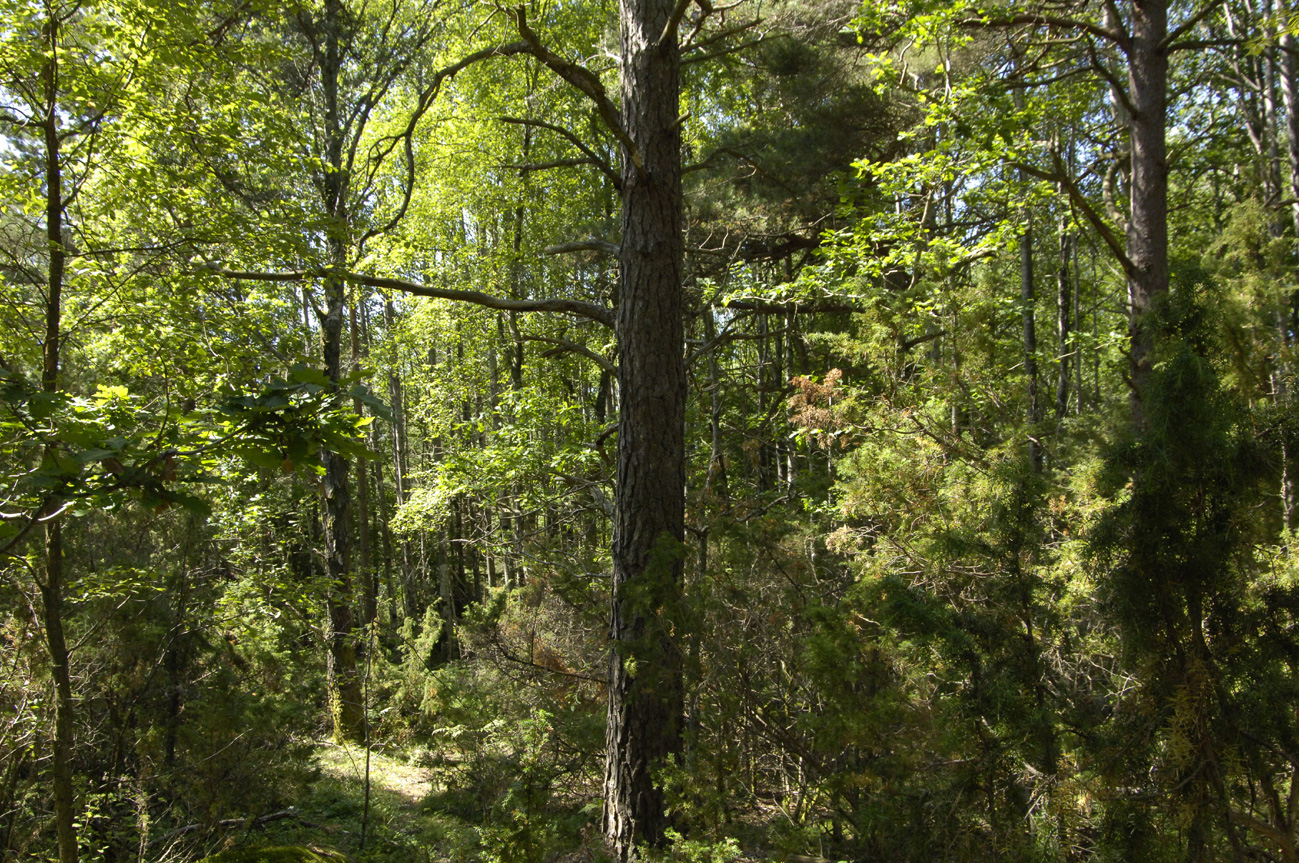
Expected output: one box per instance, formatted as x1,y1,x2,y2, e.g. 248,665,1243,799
42,523,78,863
382,294,414,616
1057,217,1072,422
373,458,398,628
322,326,364,740
703,311,729,505
1278,0,1299,530
1262,0,1285,215
320,0,363,743
1022,217,1043,470
352,291,376,627
604,0,686,853
38,16,78,860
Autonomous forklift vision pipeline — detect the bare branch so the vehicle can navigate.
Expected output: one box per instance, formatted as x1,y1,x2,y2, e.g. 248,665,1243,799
544,240,621,256
682,35,769,65
1085,38,1136,117
1161,0,1222,53
498,116,622,190
522,334,617,374
710,297,862,316
509,6,646,179
507,157,601,173
1166,38,1243,52
208,267,615,328
681,18,762,55
962,12,1129,52
359,40,533,248
1013,156,1136,277
0,110,36,129
658,0,695,48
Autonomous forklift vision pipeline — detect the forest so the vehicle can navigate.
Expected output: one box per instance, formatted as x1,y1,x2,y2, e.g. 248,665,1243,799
2,0,1298,861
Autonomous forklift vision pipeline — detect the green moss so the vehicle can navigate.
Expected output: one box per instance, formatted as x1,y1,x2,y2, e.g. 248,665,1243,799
198,846,347,863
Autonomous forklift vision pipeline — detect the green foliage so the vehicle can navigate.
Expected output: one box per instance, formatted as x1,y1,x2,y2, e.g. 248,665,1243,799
1,0,1297,861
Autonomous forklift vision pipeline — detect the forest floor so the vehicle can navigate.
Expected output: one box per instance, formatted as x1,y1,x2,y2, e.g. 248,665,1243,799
227,742,470,863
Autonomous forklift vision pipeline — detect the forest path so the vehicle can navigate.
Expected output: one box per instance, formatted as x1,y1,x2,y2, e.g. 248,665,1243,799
315,742,436,810
267,742,462,862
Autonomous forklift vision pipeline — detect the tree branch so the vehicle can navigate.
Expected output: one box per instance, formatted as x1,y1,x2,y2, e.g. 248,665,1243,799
1160,0,1222,53
207,267,615,328
962,12,1129,51
682,35,768,65
709,298,862,316
522,334,617,374
1166,38,1243,52
359,40,534,248
1013,156,1135,277
658,0,695,48
507,157,601,173
1085,39,1136,117
508,6,646,179
498,116,622,190
681,18,762,55
544,240,621,256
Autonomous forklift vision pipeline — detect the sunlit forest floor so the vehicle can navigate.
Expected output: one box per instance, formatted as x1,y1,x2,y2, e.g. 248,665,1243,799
219,742,612,863
215,743,453,863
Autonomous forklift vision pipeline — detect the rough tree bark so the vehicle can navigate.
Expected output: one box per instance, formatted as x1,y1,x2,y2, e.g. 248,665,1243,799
1125,0,1170,407
603,0,686,854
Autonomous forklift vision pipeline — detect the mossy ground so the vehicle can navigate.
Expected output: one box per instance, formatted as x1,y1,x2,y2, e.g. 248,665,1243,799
201,743,480,863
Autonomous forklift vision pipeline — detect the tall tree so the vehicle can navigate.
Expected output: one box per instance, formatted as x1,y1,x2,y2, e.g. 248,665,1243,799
602,0,686,853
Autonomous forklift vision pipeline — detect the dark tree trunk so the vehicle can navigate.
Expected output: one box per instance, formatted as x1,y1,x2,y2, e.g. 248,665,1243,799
319,0,364,743
38,15,78,860
1126,0,1170,409
323,269,364,741
352,293,376,627
603,0,686,854
42,522,77,863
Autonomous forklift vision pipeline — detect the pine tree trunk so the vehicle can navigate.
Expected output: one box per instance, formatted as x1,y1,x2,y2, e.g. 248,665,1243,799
1126,0,1170,413
604,0,686,853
